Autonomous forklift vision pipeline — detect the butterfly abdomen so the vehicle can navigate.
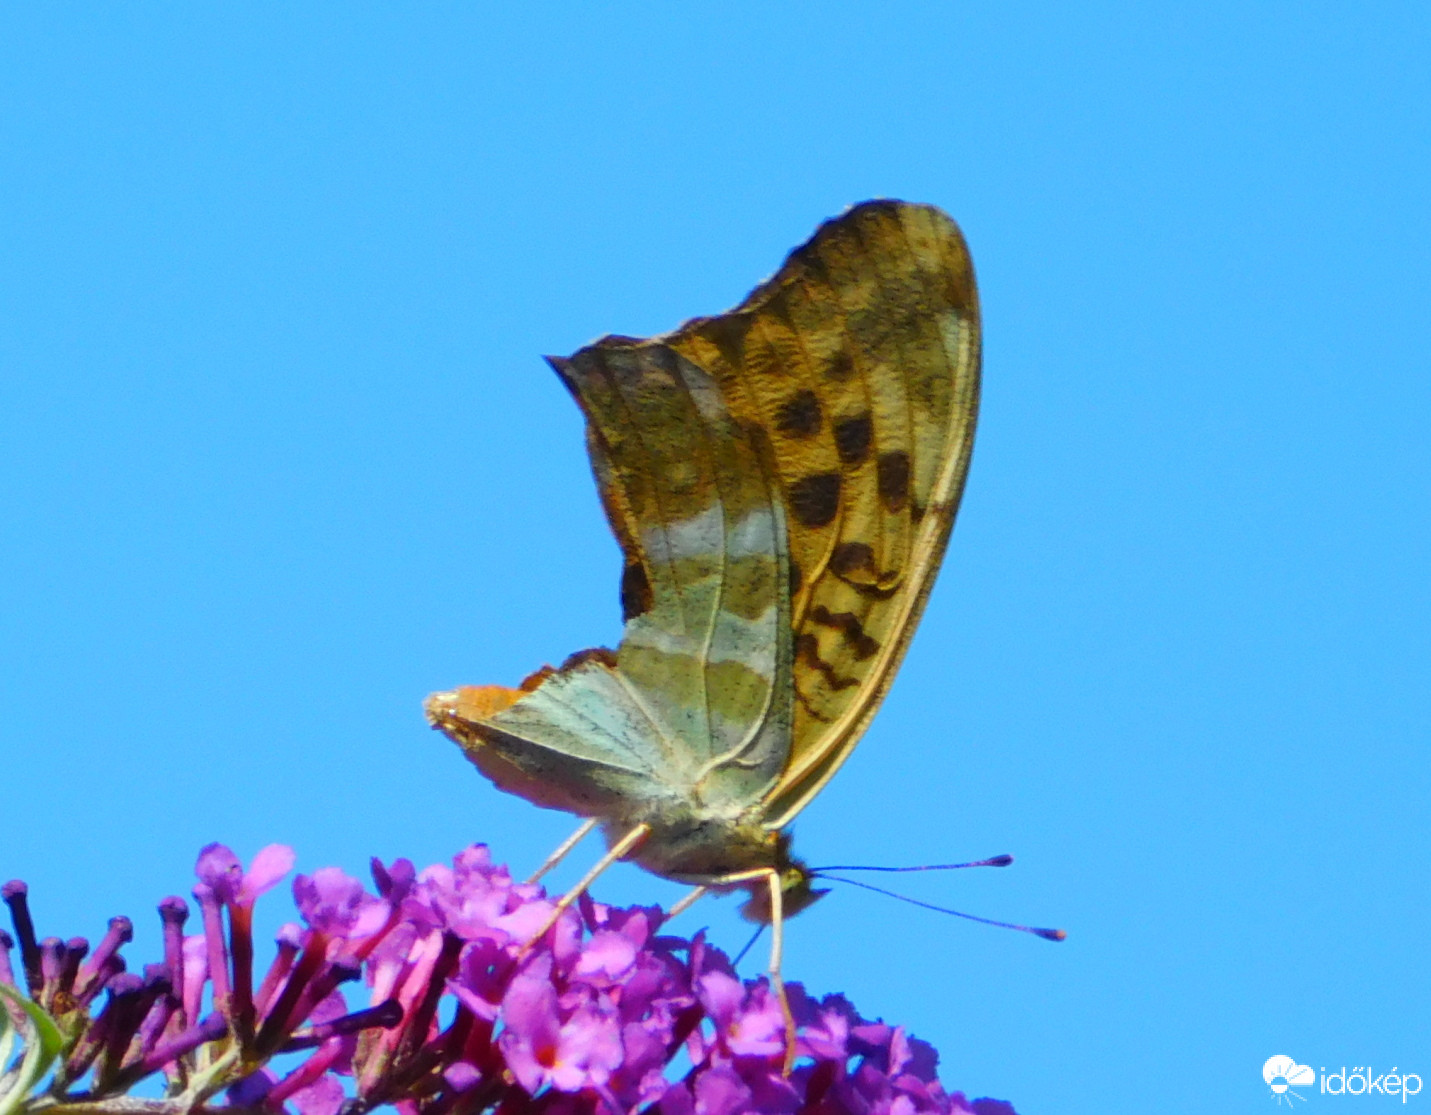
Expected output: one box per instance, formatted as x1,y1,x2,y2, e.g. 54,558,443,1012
609,805,780,886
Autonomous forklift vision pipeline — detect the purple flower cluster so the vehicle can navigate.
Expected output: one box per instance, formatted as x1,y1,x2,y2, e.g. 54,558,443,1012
0,844,1019,1115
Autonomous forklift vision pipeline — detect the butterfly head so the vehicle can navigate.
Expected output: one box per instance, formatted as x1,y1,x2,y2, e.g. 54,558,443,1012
738,833,829,924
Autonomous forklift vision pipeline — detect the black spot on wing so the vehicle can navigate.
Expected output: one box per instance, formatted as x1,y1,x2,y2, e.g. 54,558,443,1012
788,473,842,528
775,390,822,438
829,541,902,595
794,633,860,691
620,560,653,621
877,451,911,511
833,414,873,466
822,350,855,381
829,541,875,577
811,604,881,660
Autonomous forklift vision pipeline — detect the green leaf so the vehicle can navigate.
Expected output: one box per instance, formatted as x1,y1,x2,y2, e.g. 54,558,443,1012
0,985,64,1115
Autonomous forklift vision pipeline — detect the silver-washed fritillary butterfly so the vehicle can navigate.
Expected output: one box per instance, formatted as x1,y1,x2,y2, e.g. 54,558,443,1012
426,200,983,1058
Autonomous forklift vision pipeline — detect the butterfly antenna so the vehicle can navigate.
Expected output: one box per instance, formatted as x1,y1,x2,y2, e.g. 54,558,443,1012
811,854,1014,873
814,872,1066,942
732,923,765,967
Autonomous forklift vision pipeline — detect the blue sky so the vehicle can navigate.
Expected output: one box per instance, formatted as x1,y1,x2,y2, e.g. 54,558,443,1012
2,5,1427,1112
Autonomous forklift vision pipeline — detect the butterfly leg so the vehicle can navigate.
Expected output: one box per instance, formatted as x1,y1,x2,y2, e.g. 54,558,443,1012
704,866,797,1075
666,884,708,919
518,823,651,955
525,817,599,885
761,866,798,1076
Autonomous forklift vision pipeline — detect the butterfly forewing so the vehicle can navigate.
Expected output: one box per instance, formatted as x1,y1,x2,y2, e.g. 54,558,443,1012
665,201,980,827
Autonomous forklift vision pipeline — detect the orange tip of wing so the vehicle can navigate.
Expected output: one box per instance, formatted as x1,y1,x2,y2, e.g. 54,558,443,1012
449,684,530,719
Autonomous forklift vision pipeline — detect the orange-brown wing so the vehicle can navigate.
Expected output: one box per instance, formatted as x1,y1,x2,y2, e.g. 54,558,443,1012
662,200,981,827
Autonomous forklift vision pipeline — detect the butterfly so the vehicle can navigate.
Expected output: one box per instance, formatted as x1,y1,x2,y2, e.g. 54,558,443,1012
426,200,980,1048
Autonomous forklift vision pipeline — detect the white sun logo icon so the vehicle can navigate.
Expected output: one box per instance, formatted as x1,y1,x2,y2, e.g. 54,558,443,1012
1264,1056,1315,1105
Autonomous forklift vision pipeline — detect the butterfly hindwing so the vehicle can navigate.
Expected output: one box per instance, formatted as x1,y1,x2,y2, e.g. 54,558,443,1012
430,345,793,824
552,344,793,800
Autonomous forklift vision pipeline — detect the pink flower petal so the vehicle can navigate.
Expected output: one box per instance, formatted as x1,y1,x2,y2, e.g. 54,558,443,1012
573,928,637,984
239,844,296,904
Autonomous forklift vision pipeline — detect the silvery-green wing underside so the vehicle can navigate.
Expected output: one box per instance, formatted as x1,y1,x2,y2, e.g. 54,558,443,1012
427,344,793,828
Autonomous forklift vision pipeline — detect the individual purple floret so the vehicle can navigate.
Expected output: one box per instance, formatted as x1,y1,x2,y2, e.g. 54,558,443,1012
0,845,1020,1115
